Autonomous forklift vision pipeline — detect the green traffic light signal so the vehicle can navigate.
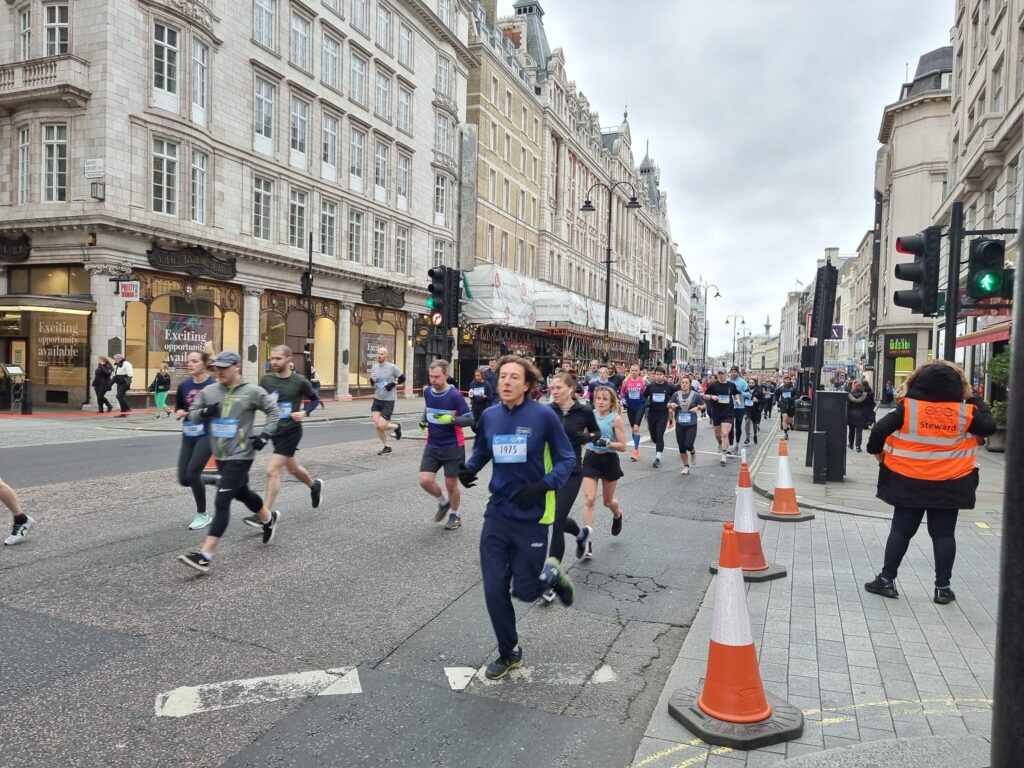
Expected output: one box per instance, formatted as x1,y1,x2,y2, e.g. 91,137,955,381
426,296,435,309
974,270,1003,296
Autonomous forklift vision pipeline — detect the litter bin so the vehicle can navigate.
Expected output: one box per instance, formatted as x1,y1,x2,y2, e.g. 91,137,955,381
794,396,813,431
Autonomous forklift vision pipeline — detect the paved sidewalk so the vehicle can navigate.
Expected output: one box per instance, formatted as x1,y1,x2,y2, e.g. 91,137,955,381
632,418,1003,767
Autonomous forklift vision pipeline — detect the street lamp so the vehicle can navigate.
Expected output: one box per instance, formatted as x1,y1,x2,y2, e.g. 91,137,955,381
691,278,721,373
581,181,642,363
725,313,746,368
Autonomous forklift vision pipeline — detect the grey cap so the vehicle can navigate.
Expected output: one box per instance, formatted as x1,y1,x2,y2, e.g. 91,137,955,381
716,367,727,374
211,350,242,368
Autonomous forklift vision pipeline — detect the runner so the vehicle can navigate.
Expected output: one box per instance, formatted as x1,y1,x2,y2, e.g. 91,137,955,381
418,359,473,530
2,479,34,546
668,377,705,474
177,351,281,574
369,346,405,455
174,351,217,530
583,359,602,385
609,363,626,392
762,379,775,419
703,367,741,465
244,345,324,529
619,364,647,461
547,372,600,594
458,356,577,680
579,386,628,558
727,366,749,453
467,367,494,430
642,367,676,468
776,374,800,439
743,377,764,445
586,365,617,401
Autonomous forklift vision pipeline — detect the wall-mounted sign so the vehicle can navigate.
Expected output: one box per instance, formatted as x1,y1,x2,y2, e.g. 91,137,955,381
118,281,141,301
84,158,105,180
885,334,916,358
0,235,30,263
362,285,405,309
147,243,237,281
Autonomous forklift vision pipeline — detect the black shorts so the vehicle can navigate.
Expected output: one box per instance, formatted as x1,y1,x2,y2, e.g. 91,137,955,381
675,424,698,453
271,423,302,457
710,412,735,427
371,398,396,421
625,405,645,427
582,450,624,482
419,445,465,476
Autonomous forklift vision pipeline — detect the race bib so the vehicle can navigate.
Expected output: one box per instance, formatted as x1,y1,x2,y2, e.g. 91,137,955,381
717,395,731,404
210,418,238,439
733,396,743,408
182,420,205,437
652,392,666,403
782,391,792,399
627,389,641,400
471,387,485,398
278,402,293,419
492,434,528,463
677,412,694,425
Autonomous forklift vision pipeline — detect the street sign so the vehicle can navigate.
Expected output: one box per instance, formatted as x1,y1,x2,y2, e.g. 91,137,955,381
119,281,141,301
430,311,444,326
830,324,844,340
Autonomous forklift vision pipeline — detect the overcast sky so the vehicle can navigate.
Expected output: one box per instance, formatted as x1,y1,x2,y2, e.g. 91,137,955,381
527,0,953,357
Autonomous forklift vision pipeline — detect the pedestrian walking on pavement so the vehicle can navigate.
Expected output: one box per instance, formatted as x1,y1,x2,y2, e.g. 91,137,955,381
2,478,35,546
174,351,217,530
92,356,114,413
149,363,172,418
864,361,996,605
458,355,577,680
418,359,474,531
177,351,282,574
369,346,404,455
846,381,874,452
111,354,134,416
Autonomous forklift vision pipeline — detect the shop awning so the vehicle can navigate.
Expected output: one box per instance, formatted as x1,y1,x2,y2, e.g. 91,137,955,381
954,321,1011,348
0,295,96,315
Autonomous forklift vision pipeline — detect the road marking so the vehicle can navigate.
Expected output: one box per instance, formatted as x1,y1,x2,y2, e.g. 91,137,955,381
155,666,361,718
975,521,991,529
443,662,618,690
632,739,705,767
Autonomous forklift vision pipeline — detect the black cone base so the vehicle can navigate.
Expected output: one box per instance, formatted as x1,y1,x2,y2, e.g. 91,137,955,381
709,561,787,582
668,687,804,750
757,509,815,522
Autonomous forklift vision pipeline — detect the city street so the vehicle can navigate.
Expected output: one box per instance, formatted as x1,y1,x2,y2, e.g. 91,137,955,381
0,410,750,768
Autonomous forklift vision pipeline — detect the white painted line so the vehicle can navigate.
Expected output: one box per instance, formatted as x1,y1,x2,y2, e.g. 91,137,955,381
454,662,619,689
155,666,361,718
444,666,477,691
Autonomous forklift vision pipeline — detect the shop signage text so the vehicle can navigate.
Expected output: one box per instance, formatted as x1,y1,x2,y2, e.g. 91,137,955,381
148,244,237,281
885,335,916,358
362,285,405,309
0,235,31,263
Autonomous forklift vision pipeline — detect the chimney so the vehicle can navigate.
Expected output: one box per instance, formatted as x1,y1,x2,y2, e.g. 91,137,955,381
481,0,497,27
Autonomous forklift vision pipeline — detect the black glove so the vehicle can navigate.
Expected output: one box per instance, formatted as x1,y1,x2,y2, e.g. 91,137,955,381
457,465,478,488
385,381,396,392
249,433,271,451
397,374,406,384
199,403,220,419
515,481,550,510
593,437,610,448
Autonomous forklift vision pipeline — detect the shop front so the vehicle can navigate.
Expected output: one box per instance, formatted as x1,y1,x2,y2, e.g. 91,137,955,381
259,290,338,395
349,303,409,395
881,333,917,392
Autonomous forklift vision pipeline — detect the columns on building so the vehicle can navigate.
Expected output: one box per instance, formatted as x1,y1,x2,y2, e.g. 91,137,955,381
84,262,130,359
0,266,7,295
336,303,351,399
242,287,263,382
404,314,415,396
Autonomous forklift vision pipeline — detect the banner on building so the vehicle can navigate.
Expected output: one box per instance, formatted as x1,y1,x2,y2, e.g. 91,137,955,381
149,312,219,369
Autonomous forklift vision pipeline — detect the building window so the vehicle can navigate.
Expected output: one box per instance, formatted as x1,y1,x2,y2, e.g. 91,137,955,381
432,239,447,267
531,156,537,182
992,58,1004,111
252,176,273,240
45,4,69,56
351,0,366,31
503,133,510,162
18,128,30,204
254,0,276,48
290,96,309,156
500,232,508,266
348,209,363,261
398,21,413,67
349,126,365,188
1008,163,1020,228
518,189,525,219
490,122,497,151
254,76,275,152
375,70,391,119
521,106,527,132
486,224,494,261
502,178,510,211
151,137,177,214
350,52,367,104
395,226,408,273
191,39,208,122
322,112,339,174
397,86,413,132
374,141,389,195
321,199,337,257
438,0,450,27
376,5,392,49
488,169,496,202
322,34,341,88
435,54,452,96
505,89,512,116
288,188,307,247
19,9,31,61
373,218,388,268
520,147,526,172
433,174,447,222
153,23,179,95
290,12,310,70
434,113,450,155
396,152,410,208
190,149,207,223
490,76,498,103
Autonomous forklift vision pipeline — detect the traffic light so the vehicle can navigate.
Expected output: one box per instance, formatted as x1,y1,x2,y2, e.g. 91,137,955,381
966,238,1005,299
427,266,447,326
893,226,941,315
444,268,462,329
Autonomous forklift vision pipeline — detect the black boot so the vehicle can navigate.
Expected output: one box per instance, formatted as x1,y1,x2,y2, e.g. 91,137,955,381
864,574,898,599
934,586,956,605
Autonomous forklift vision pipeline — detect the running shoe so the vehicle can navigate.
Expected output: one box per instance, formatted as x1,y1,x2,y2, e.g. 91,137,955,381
689,450,697,466
484,647,523,680
177,551,211,574
378,446,393,456
243,513,263,529
575,526,592,559
583,540,594,560
680,465,690,476
864,574,898,599
719,453,727,466
188,513,212,530
744,438,751,445
611,513,623,536
4,516,35,546
393,424,403,441
652,458,661,468
310,478,324,508
753,434,758,444
442,512,462,530
434,498,452,522
540,588,556,605
542,557,575,606
262,510,281,544
934,587,956,605
630,449,639,462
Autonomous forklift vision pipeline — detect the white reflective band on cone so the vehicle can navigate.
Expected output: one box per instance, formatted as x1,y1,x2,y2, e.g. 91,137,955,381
710,567,754,646
734,487,758,533
776,455,794,489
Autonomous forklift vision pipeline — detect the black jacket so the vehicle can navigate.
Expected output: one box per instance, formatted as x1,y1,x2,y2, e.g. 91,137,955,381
92,362,113,391
866,365,996,510
550,400,600,471
846,390,875,429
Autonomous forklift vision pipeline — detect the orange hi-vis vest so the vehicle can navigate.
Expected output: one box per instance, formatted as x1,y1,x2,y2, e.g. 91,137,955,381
883,399,979,481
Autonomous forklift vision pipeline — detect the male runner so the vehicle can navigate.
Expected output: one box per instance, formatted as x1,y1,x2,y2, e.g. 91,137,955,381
609,363,625,391
727,366,749,453
641,367,676,468
586,365,617,400
179,351,281,573
583,359,601,385
418,359,474,530
704,367,740,465
459,356,577,680
776,374,800,438
243,345,324,528
619,364,647,461
2,479,34,546
370,346,405,455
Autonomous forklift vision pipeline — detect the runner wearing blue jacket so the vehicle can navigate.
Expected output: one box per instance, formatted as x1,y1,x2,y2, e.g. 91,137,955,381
459,355,577,680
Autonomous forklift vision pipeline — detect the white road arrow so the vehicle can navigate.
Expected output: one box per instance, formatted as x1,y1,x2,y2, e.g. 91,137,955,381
155,666,361,718
443,663,617,690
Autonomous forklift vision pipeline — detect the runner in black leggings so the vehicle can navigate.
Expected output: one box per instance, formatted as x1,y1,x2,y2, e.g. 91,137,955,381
174,351,217,530
641,367,676,468
668,380,705,474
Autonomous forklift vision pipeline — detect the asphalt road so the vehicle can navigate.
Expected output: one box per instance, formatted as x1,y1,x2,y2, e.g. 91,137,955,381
0,419,767,767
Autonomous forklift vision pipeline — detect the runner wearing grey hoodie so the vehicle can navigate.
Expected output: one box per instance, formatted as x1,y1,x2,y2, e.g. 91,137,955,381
177,351,282,574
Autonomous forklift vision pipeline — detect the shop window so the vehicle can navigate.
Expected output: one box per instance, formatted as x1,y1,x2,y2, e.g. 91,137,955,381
313,317,336,386
8,265,88,295
29,311,88,390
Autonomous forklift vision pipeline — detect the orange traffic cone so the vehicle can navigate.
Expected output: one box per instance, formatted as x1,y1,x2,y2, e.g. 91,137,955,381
201,454,219,485
668,522,804,749
711,462,787,581
758,439,814,522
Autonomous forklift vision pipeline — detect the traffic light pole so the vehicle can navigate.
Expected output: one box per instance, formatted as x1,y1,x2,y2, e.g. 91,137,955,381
943,202,964,362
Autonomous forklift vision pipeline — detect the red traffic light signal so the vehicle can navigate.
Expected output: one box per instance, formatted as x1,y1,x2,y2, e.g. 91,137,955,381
893,226,941,316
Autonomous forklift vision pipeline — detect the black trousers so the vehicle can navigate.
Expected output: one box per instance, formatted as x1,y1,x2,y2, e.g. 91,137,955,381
881,506,958,588
178,437,212,515
94,387,112,412
211,459,264,538
647,410,668,452
848,426,864,448
115,380,130,412
550,471,583,563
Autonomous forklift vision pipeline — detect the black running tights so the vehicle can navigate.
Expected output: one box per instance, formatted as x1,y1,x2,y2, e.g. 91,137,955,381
178,437,212,515
647,411,668,452
211,459,264,538
550,471,583,563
